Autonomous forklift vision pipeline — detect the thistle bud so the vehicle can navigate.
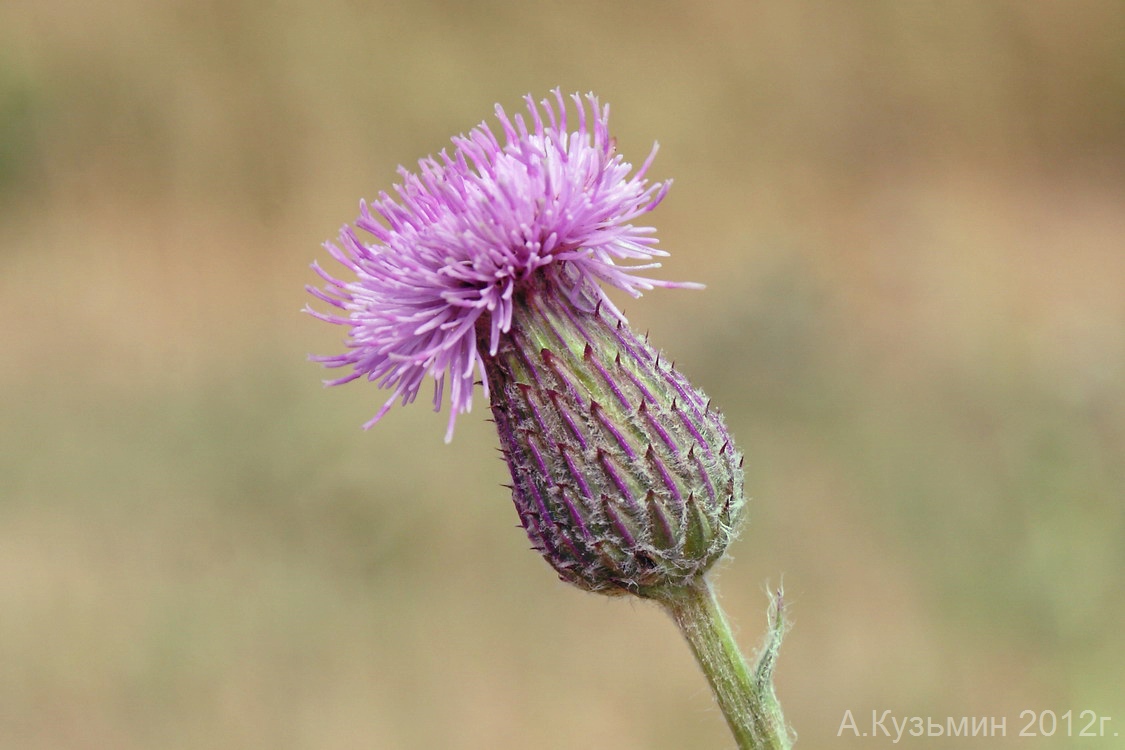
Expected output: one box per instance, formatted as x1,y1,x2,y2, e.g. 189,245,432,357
483,270,744,596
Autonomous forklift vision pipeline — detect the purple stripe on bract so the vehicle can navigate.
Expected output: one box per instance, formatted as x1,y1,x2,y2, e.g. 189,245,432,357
688,444,717,502
591,402,637,460
556,292,597,344
584,344,632,410
673,400,712,458
546,390,588,451
599,494,637,549
524,433,553,481
645,444,684,507
663,367,708,420
511,336,548,392
559,490,594,542
610,317,655,365
554,528,586,565
645,490,678,549
637,399,679,456
534,295,573,350
515,382,552,439
562,451,594,502
597,449,636,509
541,349,587,408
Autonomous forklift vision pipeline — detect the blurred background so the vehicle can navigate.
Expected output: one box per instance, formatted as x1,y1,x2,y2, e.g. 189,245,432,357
2,1,1123,748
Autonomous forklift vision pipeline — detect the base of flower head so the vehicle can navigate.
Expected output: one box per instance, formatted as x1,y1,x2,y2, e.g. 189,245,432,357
482,267,745,596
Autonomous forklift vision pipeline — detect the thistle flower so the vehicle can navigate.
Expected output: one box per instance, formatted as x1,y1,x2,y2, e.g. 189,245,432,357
307,90,791,749
307,90,690,443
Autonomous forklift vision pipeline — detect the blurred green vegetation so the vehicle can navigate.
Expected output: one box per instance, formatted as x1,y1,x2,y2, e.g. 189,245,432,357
2,1,1123,748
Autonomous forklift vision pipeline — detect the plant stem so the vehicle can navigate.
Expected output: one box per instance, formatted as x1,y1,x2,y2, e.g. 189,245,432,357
656,579,793,749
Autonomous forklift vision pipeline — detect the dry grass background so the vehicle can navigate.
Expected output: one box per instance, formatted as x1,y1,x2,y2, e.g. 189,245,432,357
1,1,1123,748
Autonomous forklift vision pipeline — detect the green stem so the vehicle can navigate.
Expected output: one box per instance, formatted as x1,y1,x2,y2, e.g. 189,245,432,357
656,579,793,749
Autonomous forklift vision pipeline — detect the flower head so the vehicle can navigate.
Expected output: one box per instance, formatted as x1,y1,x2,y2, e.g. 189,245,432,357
307,90,697,441
306,92,783,747
310,90,746,597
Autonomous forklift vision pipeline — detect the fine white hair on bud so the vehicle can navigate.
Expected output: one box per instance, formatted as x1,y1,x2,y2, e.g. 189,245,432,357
483,270,744,596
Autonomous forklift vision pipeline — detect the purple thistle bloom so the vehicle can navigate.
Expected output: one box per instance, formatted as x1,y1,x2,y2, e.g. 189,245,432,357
306,92,785,747
310,89,747,598
306,90,700,442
